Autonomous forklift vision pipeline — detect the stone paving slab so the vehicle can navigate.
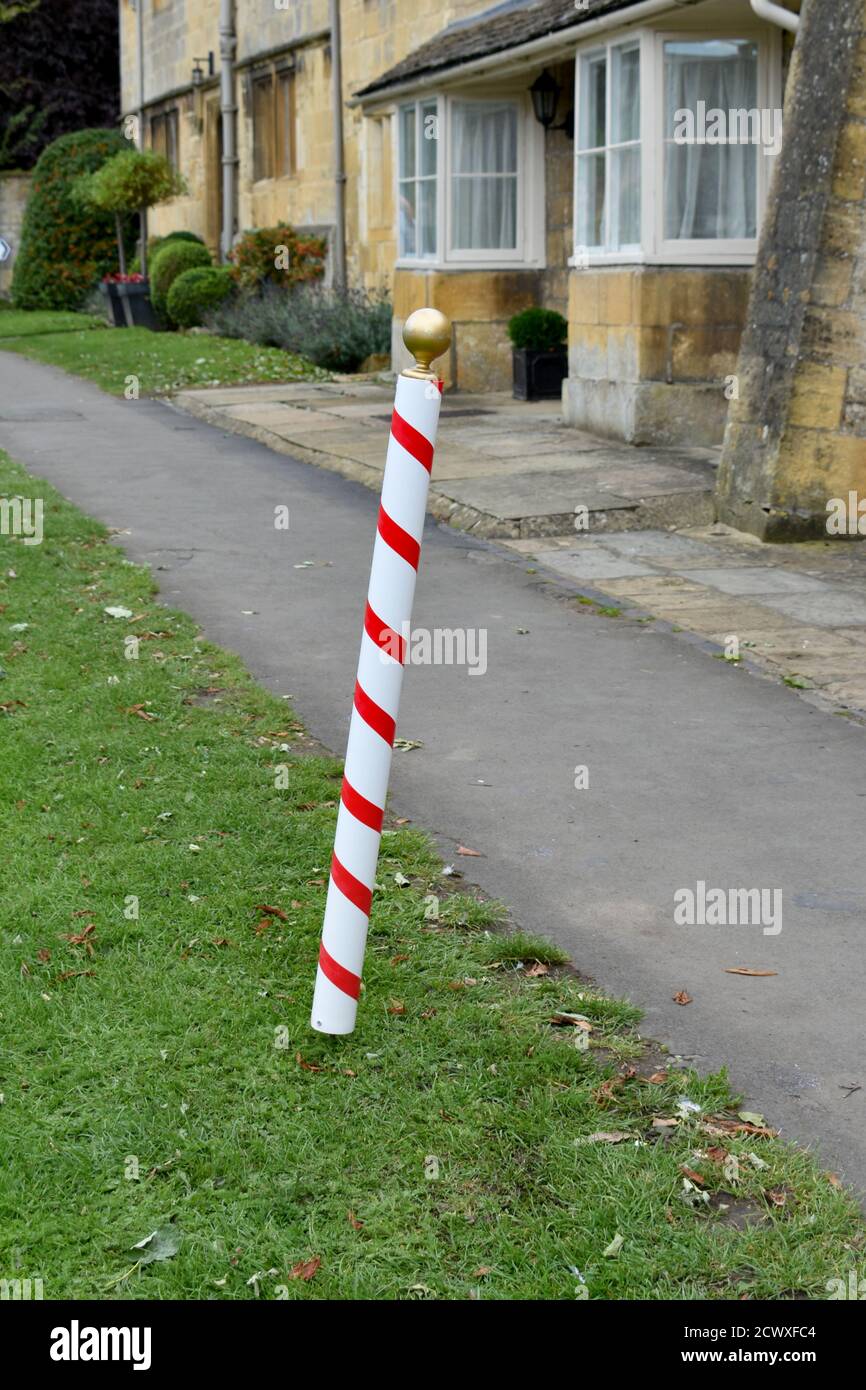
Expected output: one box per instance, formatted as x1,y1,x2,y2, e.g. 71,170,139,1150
174,383,717,538
513,528,866,717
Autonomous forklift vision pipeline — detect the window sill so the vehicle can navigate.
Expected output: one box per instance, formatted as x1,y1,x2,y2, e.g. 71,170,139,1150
395,257,545,274
569,250,757,269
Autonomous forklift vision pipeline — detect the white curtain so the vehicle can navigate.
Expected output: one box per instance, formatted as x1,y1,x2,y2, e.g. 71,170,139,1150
664,41,758,241
451,101,518,250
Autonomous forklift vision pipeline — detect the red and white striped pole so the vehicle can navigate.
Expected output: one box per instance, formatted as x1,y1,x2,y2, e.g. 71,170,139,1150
311,307,452,1034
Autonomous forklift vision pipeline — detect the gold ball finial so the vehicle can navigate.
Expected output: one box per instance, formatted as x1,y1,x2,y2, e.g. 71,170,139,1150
401,307,451,379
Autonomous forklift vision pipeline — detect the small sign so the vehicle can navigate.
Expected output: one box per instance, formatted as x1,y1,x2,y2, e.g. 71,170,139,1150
0,237,12,263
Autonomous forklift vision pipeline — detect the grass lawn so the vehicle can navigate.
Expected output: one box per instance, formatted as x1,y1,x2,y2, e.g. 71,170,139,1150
0,309,106,339
0,449,863,1302
0,311,325,395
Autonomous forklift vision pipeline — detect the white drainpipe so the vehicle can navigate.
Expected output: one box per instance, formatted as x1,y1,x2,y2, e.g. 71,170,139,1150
750,0,801,33
219,0,238,263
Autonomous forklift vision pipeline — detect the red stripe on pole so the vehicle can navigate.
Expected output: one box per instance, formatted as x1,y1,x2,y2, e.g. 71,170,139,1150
377,505,420,572
353,680,396,746
365,600,405,664
318,940,361,1000
331,851,373,917
391,409,433,473
341,776,384,833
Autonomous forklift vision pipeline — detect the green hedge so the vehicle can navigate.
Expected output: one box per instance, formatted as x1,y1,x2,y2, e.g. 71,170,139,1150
166,266,233,329
150,239,211,323
11,128,134,311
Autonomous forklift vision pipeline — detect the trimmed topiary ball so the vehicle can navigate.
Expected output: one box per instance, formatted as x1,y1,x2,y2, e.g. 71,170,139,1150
11,127,134,311
166,266,234,329
507,307,568,353
130,231,206,276
150,239,211,323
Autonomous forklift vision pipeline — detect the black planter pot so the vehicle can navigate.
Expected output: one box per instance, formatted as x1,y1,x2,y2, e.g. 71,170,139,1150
115,280,159,331
99,280,126,328
512,346,568,401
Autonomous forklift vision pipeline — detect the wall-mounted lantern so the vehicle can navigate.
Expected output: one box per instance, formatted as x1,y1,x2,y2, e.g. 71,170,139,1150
529,68,574,140
192,52,215,87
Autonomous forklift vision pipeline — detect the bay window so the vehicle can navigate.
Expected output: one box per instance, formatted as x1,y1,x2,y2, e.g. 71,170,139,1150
396,93,542,267
573,29,780,265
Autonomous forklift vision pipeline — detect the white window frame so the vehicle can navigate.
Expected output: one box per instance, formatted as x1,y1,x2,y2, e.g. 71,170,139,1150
397,97,440,262
394,89,545,271
571,25,782,268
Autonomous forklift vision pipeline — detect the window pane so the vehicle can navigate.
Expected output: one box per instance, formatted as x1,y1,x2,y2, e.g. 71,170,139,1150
419,179,437,256
577,152,605,249
663,39,758,240
451,101,517,174
664,39,758,139
399,179,416,256
420,101,438,176
611,45,640,145
610,146,640,247
452,174,516,250
665,142,757,239
579,53,606,150
253,78,273,180
399,105,416,178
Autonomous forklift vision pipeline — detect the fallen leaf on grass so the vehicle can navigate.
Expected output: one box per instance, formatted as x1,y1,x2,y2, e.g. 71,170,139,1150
738,1110,765,1126
647,1071,668,1084
673,990,693,1005
473,1266,493,1278
456,845,482,857
390,954,410,965
104,605,133,619
725,968,777,977
347,1212,364,1231
295,1053,323,1072
706,1146,729,1164
36,948,51,964
524,961,549,977
387,1000,406,1015
126,704,157,722
652,1117,679,1129
586,1131,632,1144
603,1233,624,1259
60,923,96,956
131,1224,182,1265
680,1165,706,1186
550,1012,592,1030
56,969,95,982
289,1256,321,1281
255,904,289,921
765,1188,790,1208
254,919,270,935
594,1078,625,1104
700,1117,778,1139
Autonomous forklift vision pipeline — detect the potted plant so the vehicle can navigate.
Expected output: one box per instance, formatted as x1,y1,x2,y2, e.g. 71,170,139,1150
507,307,568,401
74,149,187,329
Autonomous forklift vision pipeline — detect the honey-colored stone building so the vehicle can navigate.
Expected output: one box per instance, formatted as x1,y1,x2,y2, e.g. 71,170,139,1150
119,0,863,537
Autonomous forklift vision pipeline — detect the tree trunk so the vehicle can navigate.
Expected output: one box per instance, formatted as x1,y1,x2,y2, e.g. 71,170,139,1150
115,213,127,277
140,207,148,279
